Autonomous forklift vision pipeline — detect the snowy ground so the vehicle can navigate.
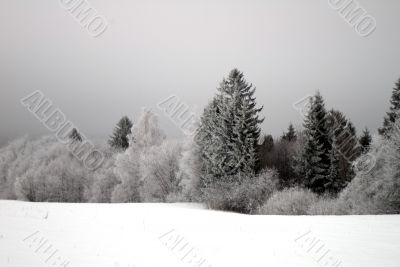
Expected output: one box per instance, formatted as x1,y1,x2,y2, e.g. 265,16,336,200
0,200,399,267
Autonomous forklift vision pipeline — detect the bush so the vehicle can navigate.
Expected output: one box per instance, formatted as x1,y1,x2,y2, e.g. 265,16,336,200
259,187,318,215
0,137,30,199
307,197,338,215
203,169,278,214
14,142,90,202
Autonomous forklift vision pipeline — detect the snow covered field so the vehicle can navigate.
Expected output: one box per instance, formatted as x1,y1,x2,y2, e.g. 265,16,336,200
0,200,399,267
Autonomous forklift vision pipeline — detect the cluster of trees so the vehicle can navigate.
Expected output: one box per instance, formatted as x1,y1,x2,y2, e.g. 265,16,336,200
0,70,399,215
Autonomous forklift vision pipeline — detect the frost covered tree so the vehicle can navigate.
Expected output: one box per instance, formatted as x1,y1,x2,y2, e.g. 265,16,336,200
111,109,165,203
177,138,202,201
196,69,264,187
0,137,31,199
295,92,331,194
88,151,119,203
359,128,372,153
141,140,182,202
14,139,90,202
337,117,400,214
108,116,133,151
379,78,400,138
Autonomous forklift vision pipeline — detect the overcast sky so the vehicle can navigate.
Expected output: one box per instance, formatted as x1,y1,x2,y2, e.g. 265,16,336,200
1,0,400,145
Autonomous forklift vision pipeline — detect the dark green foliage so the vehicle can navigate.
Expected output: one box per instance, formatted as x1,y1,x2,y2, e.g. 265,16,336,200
69,128,82,142
296,92,331,194
281,123,297,142
359,128,372,153
108,116,133,151
256,134,274,172
379,78,400,138
326,110,360,194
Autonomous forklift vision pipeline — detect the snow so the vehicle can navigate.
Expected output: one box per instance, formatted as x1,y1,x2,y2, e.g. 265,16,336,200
0,200,399,267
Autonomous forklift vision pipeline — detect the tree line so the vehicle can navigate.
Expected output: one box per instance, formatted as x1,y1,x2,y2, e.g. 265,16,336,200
1,69,399,215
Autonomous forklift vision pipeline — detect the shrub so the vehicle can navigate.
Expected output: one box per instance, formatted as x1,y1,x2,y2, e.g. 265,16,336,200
203,169,278,214
259,187,318,215
14,142,90,202
307,197,338,215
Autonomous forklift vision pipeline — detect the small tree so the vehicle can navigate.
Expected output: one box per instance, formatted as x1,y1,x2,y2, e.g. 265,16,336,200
281,123,297,142
108,116,133,151
69,128,82,142
379,78,400,138
112,110,165,203
359,128,372,153
256,134,274,172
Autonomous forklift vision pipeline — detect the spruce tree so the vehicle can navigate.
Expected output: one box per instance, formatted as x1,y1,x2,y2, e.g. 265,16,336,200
379,78,400,138
281,123,297,142
69,128,82,142
109,116,133,151
326,110,360,193
196,69,264,186
298,91,331,194
327,136,340,193
359,128,372,153
256,134,274,173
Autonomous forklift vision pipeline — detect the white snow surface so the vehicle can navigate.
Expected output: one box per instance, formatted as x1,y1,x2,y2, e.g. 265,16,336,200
0,200,399,267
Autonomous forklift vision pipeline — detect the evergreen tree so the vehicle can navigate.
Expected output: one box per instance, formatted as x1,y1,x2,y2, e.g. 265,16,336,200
326,110,360,193
196,69,264,186
297,91,331,194
327,136,341,194
109,116,133,151
256,134,274,172
359,128,372,153
281,123,297,142
69,128,82,142
379,78,400,138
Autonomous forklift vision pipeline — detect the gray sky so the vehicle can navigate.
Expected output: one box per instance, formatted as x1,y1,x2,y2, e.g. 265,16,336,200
1,0,400,145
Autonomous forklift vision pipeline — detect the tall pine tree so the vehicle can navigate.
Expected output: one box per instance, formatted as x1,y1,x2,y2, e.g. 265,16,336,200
296,91,331,194
109,116,133,151
196,69,264,186
326,109,359,193
379,78,400,138
327,136,340,193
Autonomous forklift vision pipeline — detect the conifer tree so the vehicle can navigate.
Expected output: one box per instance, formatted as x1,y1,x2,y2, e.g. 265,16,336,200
359,128,372,153
326,110,360,193
196,69,264,186
109,116,133,151
69,128,82,142
379,78,400,138
296,91,331,194
327,136,340,192
281,123,297,142
256,134,274,173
